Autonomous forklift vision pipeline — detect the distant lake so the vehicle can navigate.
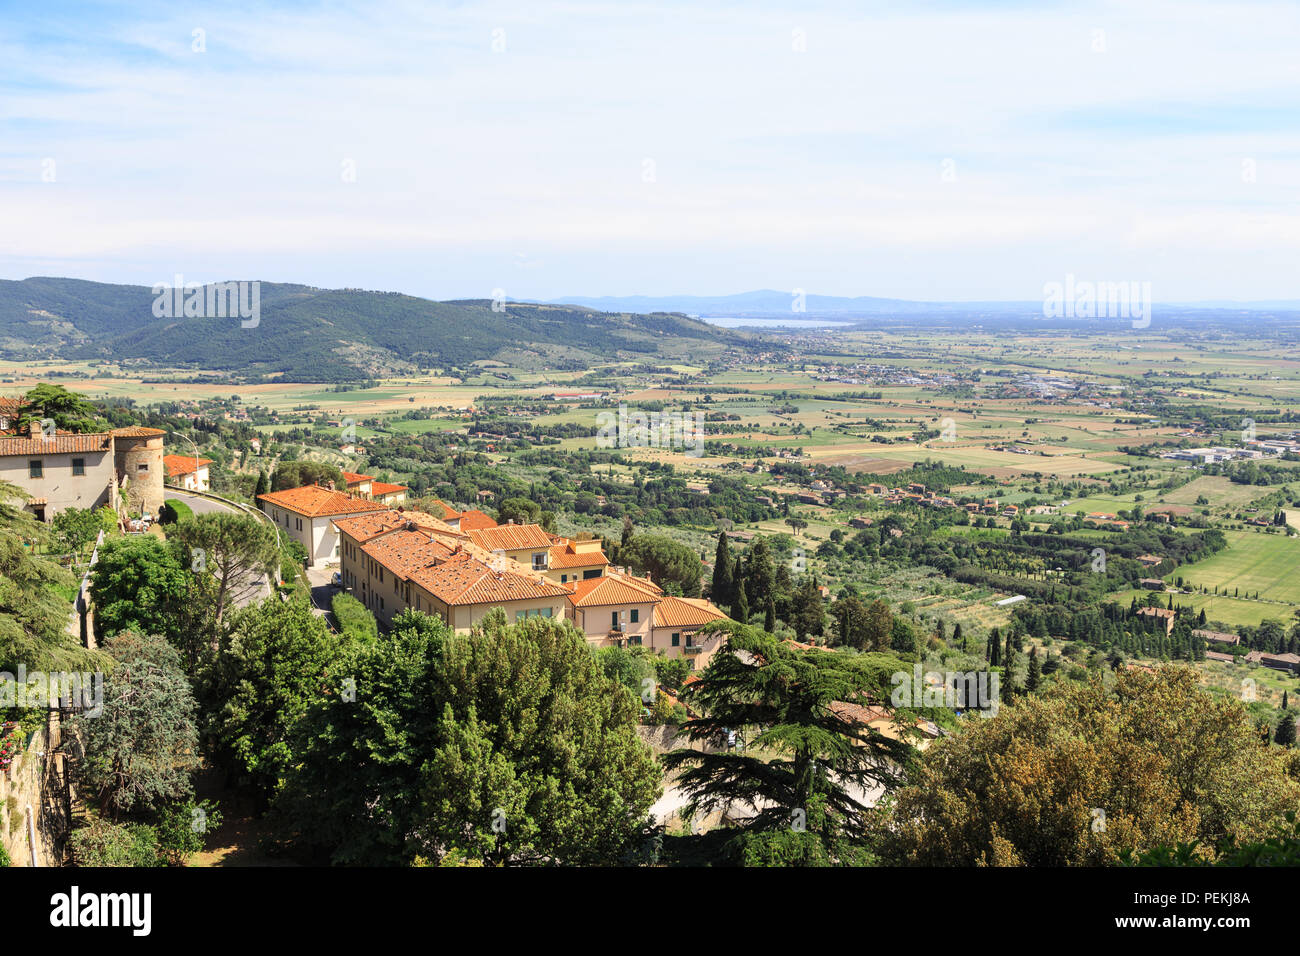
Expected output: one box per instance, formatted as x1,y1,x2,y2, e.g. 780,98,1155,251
696,315,856,329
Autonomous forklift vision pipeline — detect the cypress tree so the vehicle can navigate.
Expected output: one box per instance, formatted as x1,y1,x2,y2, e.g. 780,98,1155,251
765,595,776,634
733,586,749,626
712,532,733,606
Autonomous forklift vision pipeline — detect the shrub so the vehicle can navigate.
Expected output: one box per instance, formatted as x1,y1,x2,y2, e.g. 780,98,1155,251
332,593,378,644
69,820,160,867
159,499,194,525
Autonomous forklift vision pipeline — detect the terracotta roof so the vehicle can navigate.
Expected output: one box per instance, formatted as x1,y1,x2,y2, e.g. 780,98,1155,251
454,509,498,531
370,481,408,496
548,541,609,568
653,595,728,629
467,523,553,551
258,485,390,518
334,509,464,543
163,454,213,477
427,499,459,520
0,433,113,456
567,572,662,608
361,529,456,578
110,426,166,438
410,554,568,606
342,470,374,484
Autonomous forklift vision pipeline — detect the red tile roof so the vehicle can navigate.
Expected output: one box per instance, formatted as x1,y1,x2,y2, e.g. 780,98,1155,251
454,509,498,531
567,572,662,608
653,595,728,629
110,426,166,438
0,433,113,456
548,541,609,568
258,485,390,518
411,553,568,606
163,454,213,477
467,523,552,551
342,470,374,485
370,481,408,496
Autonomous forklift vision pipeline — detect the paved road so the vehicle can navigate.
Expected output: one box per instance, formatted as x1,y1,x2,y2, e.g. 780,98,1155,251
163,488,273,607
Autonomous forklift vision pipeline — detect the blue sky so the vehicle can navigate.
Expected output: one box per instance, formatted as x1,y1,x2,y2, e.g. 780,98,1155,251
2,0,1298,301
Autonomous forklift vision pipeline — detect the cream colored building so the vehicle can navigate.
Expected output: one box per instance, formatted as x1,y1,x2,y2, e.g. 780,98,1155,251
163,454,213,491
258,483,389,566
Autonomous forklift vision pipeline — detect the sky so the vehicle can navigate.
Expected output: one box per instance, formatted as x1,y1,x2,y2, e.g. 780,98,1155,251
2,0,1298,302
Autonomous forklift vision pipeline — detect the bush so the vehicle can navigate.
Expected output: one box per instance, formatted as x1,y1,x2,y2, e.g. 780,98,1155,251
155,799,222,865
332,593,378,644
159,499,194,525
69,820,160,867
0,843,11,867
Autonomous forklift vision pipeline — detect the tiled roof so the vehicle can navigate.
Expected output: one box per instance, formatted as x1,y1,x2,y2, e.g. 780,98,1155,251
411,554,568,606
110,426,166,438
342,470,374,484
653,595,728,629
361,529,456,578
567,572,662,608
428,499,459,520
163,454,213,477
370,481,408,496
467,523,552,551
258,485,390,518
0,433,113,456
548,541,609,568
455,509,498,531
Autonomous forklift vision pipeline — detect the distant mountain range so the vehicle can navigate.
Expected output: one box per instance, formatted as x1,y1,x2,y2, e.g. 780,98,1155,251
542,289,1300,317
0,277,749,382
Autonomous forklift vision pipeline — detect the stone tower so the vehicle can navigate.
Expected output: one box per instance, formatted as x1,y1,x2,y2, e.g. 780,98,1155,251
112,427,166,516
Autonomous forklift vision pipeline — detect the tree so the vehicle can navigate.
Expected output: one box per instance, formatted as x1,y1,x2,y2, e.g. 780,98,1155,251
205,597,345,796
764,595,777,634
497,496,543,526
874,666,1300,864
1026,646,1042,693
73,632,200,816
863,599,893,653
789,575,826,642
269,461,345,492
711,532,734,606
167,512,278,633
742,536,775,610
274,609,660,865
254,470,269,499
17,384,102,433
663,623,916,863
51,506,115,558
621,534,702,597
733,585,749,625
0,480,94,672
1276,711,1297,747
89,535,190,645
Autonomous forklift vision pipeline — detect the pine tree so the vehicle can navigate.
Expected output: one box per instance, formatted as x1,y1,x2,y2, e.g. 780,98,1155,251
733,586,749,626
711,532,733,606
765,595,776,634
1276,711,1297,747
1026,646,1042,692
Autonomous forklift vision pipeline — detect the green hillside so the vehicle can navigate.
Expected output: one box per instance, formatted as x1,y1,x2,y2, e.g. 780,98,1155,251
0,277,748,382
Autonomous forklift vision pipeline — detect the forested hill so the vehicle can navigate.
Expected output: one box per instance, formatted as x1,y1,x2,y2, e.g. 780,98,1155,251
0,277,749,382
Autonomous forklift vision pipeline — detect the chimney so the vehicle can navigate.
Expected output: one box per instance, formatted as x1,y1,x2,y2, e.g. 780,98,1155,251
29,420,43,440
324,480,335,491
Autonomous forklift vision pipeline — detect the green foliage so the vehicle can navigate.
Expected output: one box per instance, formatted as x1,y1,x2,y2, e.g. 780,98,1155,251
875,666,1300,865
159,499,194,525
74,632,200,816
727,828,834,867
0,480,96,673
51,506,115,556
274,608,660,865
663,623,917,862
331,592,378,644
270,460,345,492
90,535,189,643
69,819,161,867
155,799,223,866
16,383,103,433
1122,812,1300,867
620,534,703,597
205,597,345,795
166,512,278,632
0,843,10,867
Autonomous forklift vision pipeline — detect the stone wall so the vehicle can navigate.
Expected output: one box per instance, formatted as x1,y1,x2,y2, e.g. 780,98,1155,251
0,713,69,867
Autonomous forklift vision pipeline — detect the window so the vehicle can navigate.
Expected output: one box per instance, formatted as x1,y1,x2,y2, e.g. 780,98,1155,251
686,634,694,647
540,607,552,618
611,611,620,629
532,553,547,570
71,458,85,476
583,569,601,579
137,462,149,473
671,633,680,647
629,636,642,646
28,460,42,479
630,609,639,624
